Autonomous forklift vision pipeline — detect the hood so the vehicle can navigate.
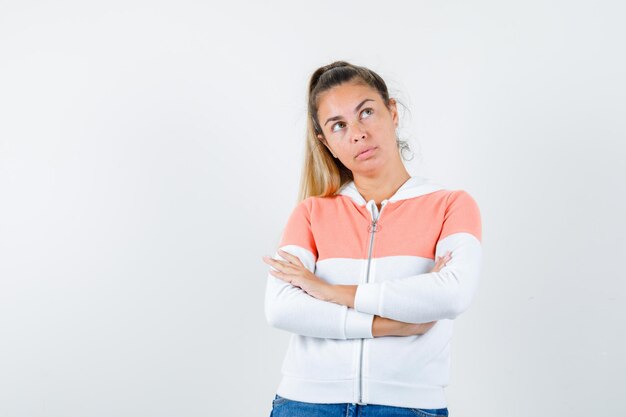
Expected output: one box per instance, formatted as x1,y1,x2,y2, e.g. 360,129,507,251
336,175,445,206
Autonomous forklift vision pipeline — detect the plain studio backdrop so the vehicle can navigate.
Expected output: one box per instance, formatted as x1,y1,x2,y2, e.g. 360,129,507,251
1,1,624,416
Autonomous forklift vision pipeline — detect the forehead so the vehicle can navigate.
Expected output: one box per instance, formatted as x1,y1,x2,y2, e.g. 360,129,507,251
317,82,381,116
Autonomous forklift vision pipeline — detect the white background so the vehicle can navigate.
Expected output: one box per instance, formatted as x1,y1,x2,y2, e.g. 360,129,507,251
1,1,624,416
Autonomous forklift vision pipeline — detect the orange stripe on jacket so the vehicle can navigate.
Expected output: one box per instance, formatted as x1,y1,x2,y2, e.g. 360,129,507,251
278,189,481,262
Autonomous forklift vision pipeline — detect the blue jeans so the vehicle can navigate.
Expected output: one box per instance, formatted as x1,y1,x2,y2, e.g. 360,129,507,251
269,394,449,417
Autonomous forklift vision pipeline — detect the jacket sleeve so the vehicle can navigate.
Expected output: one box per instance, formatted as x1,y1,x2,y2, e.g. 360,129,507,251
264,199,375,339
354,190,483,323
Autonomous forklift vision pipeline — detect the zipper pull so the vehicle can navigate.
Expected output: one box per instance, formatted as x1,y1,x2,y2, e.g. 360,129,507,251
367,199,388,233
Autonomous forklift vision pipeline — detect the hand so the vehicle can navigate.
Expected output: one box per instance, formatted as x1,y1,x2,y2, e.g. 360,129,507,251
372,251,452,337
398,251,452,335
373,316,437,337
263,249,335,302
398,320,437,336
431,251,452,273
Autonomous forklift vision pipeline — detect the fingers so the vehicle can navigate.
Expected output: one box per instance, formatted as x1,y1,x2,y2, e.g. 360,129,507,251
262,249,305,277
277,248,303,266
262,254,301,285
435,251,452,265
267,268,293,284
262,255,297,272
430,251,452,273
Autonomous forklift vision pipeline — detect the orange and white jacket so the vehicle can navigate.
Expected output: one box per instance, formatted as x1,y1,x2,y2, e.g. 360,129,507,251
264,175,483,409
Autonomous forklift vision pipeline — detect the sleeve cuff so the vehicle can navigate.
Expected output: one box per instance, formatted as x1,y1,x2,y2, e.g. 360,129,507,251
354,283,382,316
344,308,374,339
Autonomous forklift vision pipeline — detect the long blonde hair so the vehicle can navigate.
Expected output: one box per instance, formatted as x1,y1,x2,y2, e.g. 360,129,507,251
298,61,409,202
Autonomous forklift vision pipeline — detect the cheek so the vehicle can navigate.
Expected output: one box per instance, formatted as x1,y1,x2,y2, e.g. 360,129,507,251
335,146,354,162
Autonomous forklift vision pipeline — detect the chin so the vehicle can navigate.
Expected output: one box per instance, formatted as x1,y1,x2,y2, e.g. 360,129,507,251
351,162,385,177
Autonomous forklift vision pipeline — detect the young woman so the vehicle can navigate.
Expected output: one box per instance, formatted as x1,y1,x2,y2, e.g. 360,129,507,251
262,61,482,417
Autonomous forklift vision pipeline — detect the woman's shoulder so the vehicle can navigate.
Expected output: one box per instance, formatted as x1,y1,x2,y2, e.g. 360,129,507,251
300,194,344,206
444,188,481,209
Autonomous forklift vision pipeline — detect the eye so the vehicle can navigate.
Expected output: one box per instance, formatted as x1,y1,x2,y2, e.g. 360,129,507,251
331,121,345,133
330,109,373,133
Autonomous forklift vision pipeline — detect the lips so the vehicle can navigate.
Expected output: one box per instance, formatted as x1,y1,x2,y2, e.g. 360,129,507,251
355,146,377,159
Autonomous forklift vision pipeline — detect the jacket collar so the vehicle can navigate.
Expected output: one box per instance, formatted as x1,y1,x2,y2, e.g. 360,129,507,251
336,175,445,206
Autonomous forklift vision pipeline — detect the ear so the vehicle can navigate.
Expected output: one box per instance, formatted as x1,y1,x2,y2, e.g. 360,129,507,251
317,133,329,148
317,134,337,158
388,98,399,128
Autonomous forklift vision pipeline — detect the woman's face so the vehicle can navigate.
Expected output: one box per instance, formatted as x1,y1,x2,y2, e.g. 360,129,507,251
316,81,399,176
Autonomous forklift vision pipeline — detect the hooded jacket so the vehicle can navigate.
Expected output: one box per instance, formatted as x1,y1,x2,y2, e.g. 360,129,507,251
264,175,483,408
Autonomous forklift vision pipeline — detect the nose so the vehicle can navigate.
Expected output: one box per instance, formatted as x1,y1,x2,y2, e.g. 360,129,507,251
350,123,367,143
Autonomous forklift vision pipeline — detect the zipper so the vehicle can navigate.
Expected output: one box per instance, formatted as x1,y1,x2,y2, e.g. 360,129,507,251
356,198,388,405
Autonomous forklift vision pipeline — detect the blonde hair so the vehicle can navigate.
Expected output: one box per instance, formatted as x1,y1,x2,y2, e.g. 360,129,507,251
297,61,408,202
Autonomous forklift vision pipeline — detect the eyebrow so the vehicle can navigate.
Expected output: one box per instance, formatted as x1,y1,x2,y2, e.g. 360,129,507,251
324,98,375,127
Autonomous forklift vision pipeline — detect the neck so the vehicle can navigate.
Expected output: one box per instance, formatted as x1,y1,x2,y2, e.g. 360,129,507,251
353,164,411,206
